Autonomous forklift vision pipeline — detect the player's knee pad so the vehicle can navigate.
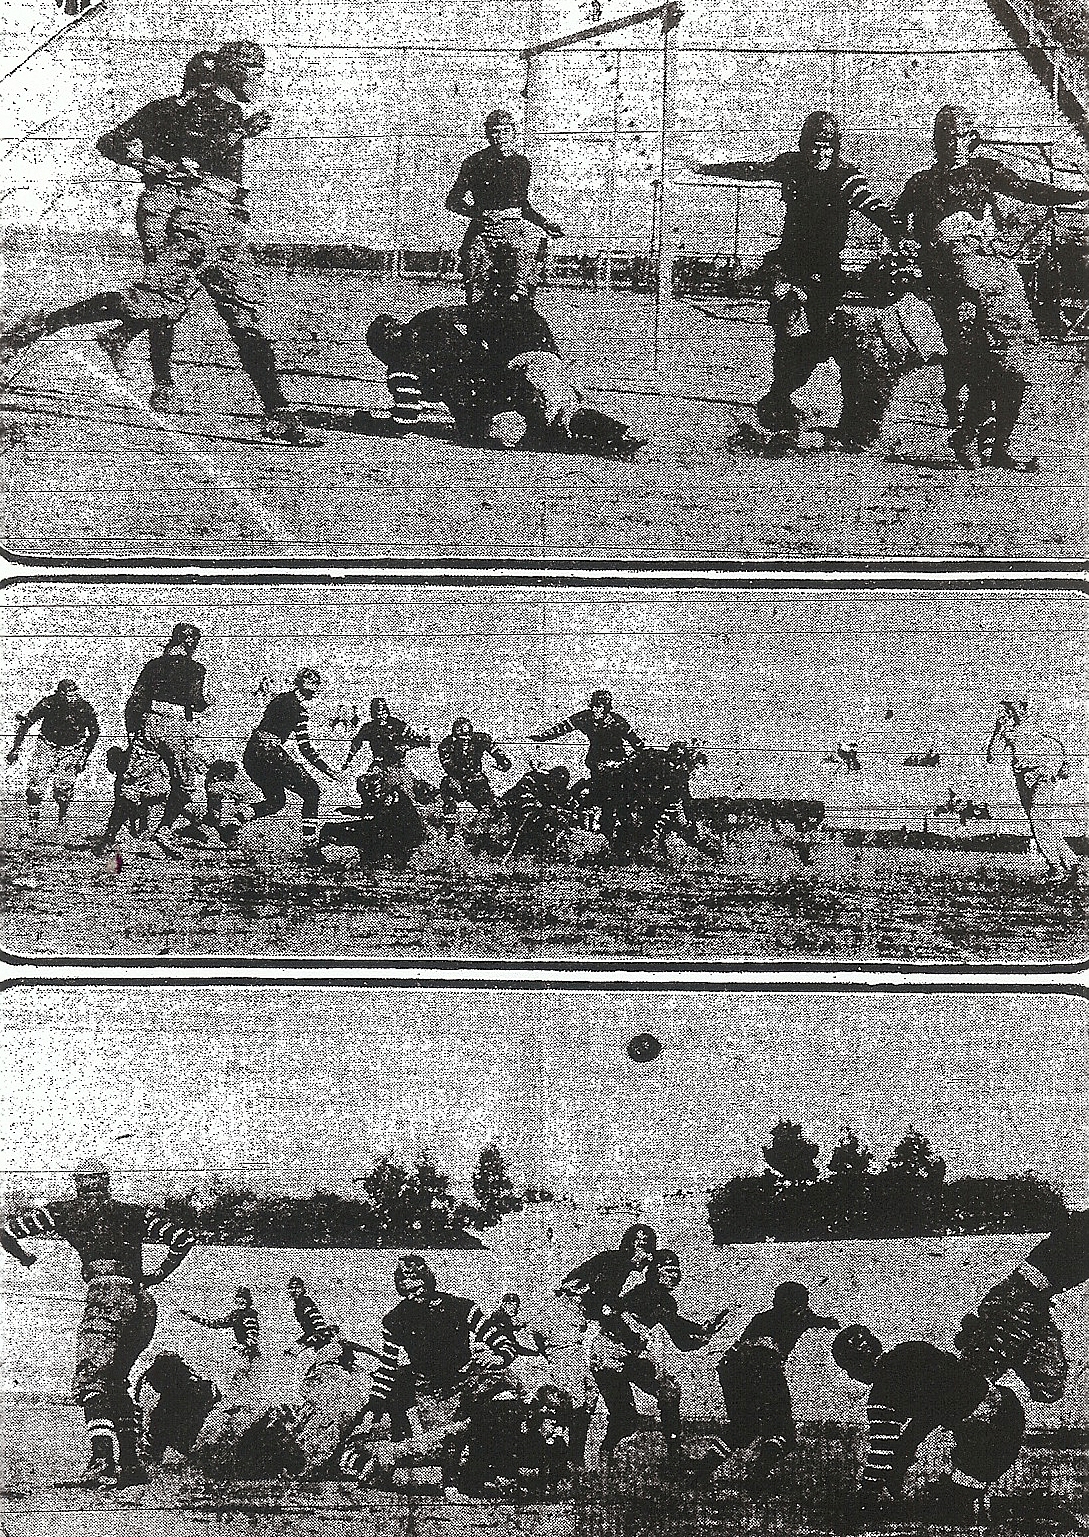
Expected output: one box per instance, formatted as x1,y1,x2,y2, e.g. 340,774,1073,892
952,1386,1025,1483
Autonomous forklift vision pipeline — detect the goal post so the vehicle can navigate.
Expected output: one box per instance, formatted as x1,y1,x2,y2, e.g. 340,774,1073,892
520,0,683,376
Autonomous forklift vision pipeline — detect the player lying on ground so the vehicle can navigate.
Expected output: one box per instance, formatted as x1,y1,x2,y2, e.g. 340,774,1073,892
894,105,1089,471
445,109,565,304
0,1159,196,1489
362,298,645,457
0,42,312,444
7,677,99,833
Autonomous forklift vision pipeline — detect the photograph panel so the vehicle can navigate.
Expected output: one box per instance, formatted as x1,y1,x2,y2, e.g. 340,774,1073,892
1,581,1086,965
0,985,1086,1533
0,0,1087,561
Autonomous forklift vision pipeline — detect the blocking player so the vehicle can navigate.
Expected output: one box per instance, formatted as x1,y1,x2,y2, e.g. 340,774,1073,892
985,698,1079,885
0,1159,196,1488
436,716,512,817
689,111,900,434
7,677,100,833
832,1324,1027,1526
894,105,1089,469
530,689,644,837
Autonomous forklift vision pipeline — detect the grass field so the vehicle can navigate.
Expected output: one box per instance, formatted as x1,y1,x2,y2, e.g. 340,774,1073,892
0,247,1085,562
2,1228,1087,1534
0,803,1085,962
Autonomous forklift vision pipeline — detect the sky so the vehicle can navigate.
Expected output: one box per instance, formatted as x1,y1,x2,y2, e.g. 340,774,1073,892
3,583,1085,820
2,987,1086,1209
2,0,1080,246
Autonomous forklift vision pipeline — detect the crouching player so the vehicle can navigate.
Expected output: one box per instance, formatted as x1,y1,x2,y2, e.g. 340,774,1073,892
955,1209,1089,1404
832,1324,1027,1527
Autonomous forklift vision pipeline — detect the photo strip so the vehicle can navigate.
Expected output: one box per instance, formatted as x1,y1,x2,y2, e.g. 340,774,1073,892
0,0,1087,561
0,985,1086,1533
1,581,1085,965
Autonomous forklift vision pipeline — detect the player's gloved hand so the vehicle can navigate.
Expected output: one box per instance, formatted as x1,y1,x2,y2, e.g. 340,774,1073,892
494,752,513,772
420,735,432,748
544,222,566,238
244,109,273,137
5,751,18,766
16,1250,37,1268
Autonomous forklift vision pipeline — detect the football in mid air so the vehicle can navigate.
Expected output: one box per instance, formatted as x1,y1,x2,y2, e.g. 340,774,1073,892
627,1032,662,1063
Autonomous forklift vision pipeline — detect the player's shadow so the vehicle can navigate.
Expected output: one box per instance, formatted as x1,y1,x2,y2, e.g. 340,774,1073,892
882,449,962,472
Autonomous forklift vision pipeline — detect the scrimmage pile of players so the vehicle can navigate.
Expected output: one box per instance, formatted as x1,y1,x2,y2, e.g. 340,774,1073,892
2,1159,1087,1526
1,40,1088,469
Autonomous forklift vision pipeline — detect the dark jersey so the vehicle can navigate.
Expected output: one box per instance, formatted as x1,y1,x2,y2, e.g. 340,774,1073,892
472,300,557,368
620,1280,706,1351
174,86,248,184
400,306,490,385
346,715,426,767
293,1291,336,1349
254,691,315,752
130,653,208,723
97,96,183,186
767,151,897,277
447,148,540,219
739,1305,840,1360
143,1370,219,1461
870,1341,989,1426
501,769,569,814
536,708,643,773
1,1198,195,1284
371,1292,515,1402
438,730,499,779
12,693,99,754
895,156,1089,252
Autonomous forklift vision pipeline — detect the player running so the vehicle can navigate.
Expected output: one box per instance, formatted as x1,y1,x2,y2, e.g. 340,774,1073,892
342,697,434,805
177,1285,260,1399
97,621,210,858
530,690,644,838
590,1249,714,1468
985,698,1079,886
699,1281,840,1490
894,105,1089,469
7,678,100,834
239,669,342,849
689,111,900,435
832,1324,1028,1527
445,109,565,304
436,716,512,819
0,42,311,444
94,49,220,411
0,1159,196,1488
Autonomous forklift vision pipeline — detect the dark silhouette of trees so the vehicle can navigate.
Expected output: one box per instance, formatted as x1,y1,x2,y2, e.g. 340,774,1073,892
763,1121,821,1183
708,1122,1066,1244
157,1146,529,1249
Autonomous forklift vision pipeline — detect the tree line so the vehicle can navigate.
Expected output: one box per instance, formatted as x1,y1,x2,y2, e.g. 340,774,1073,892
707,1122,1067,1244
157,1145,551,1249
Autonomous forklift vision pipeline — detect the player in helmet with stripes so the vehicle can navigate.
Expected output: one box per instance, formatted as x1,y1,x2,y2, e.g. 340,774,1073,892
0,1159,196,1488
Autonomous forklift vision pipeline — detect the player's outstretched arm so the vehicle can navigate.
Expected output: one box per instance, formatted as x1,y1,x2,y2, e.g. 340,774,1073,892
990,159,1089,208
685,157,779,182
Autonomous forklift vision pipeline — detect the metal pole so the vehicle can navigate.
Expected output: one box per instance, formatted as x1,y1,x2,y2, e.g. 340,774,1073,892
391,46,407,279
604,50,621,293
653,6,679,374
523,0,544,156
